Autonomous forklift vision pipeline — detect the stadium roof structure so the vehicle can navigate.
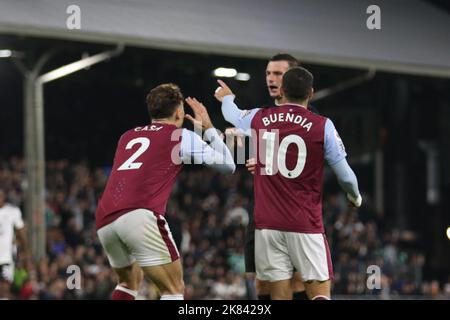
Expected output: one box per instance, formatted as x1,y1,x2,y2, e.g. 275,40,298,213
1,0,449,77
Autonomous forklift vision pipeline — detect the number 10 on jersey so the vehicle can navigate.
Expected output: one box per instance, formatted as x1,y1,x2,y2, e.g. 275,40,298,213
261,131,307,179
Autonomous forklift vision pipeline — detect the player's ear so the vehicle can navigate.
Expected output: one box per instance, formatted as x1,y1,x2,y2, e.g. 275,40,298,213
309,88,314,100
175,103,183,120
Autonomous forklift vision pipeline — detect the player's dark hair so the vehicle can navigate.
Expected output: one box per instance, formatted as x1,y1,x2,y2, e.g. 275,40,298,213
146,83,184,121
282,67,313,101
269,53,300,68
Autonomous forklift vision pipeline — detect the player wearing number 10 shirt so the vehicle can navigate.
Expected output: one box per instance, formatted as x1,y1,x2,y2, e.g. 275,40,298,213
96,83,235,300
217,67,362,300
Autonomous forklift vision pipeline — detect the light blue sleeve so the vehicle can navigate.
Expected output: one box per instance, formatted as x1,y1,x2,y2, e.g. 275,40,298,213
221,95,260,136
330,158,360,200
180,128,207,163
324,118,347,166
180,128,236,173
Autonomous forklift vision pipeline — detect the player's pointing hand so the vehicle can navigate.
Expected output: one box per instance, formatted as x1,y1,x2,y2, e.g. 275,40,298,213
214,80,235,102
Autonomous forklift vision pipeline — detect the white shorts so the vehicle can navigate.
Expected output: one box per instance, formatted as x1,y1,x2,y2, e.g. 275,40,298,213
255,229,333,282
97,209,180,268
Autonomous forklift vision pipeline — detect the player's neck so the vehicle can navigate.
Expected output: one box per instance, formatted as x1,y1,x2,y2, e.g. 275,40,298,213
276,99,308,109
152,118,175,126
289,101,308,109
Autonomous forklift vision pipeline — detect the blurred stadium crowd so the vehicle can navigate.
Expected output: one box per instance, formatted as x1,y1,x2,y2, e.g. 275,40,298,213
1,156,449,300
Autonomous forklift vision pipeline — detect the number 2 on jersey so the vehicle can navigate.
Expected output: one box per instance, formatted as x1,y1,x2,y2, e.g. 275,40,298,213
262,132,307,179
117,137,150,171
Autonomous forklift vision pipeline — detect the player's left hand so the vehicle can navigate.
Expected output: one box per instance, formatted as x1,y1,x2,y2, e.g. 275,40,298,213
347,193,362,208
214,80,235,102
185,97,214,130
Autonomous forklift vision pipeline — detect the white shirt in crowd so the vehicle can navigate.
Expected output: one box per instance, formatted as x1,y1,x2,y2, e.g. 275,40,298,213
0,203,24,265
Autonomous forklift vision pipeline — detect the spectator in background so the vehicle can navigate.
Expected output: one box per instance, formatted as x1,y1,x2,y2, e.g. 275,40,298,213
0,187,32,299
225,197,249,228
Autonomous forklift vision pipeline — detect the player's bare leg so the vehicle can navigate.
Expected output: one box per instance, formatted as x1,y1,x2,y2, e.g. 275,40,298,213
255,278,271,300
269,279,292,300
304,280,331,300
292,272,305,291
114,262,142,290
141,258,184,300
111,262,141,300
256,273,307,300
291,272,308,300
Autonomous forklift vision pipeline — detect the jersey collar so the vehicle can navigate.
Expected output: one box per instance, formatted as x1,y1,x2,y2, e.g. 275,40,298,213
277,103,308,109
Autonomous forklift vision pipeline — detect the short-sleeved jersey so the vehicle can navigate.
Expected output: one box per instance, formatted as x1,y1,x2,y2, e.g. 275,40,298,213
96,123,183,229
251,104,332,233
0,204,24,264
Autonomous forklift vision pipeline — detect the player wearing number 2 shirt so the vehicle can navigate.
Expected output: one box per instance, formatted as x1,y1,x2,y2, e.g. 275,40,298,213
217,67,362,300
96,83,235,300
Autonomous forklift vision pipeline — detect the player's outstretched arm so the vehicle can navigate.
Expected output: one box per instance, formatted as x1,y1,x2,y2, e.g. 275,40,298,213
214,80,259,134
183,98,236,174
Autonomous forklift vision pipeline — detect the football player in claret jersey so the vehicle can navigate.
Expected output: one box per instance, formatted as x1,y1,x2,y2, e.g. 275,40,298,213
215,67,362,300
247,53,310,300
226,53,312,300
96,84,235,300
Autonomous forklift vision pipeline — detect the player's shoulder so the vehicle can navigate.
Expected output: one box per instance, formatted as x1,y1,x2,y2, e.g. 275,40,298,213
180,128,195,139
119,126,141,139
253,105,276,118
4,203,19,210
264,104,328,121
302,107,329,126
314,111,329,123
1,203,21,214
